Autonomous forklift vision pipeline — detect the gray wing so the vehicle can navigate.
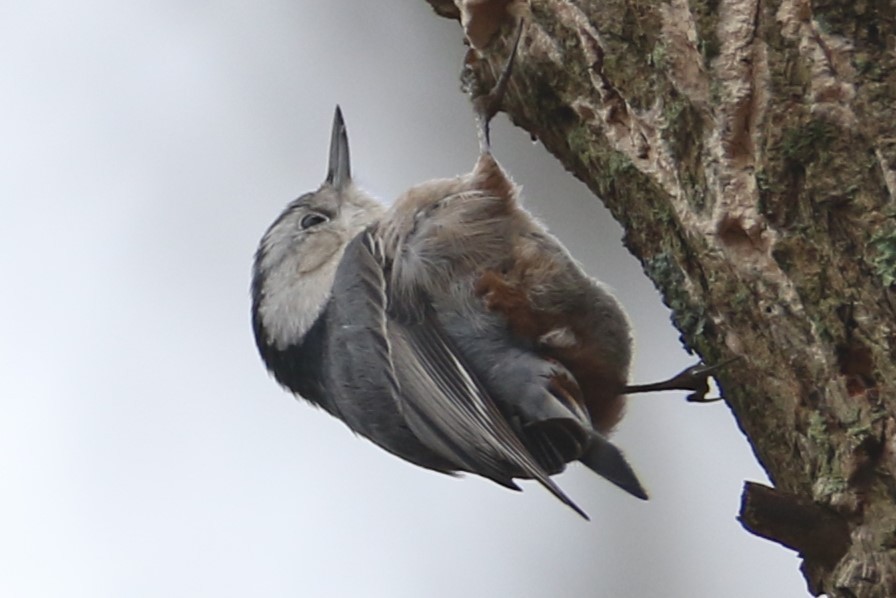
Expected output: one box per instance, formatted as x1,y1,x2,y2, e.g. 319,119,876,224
342,231,587,518
323,232,458,474
392,317,589,517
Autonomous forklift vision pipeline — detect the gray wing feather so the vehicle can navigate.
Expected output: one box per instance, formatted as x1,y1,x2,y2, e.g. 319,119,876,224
392,315,589,518
323,233,457,473
350,231,587,517
327,230,587,517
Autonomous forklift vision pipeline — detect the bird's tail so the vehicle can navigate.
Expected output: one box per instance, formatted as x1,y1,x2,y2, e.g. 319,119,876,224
578,433,649,500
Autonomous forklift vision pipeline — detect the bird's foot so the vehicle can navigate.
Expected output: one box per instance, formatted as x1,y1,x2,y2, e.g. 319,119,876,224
467,19,525,153
623,357,741,403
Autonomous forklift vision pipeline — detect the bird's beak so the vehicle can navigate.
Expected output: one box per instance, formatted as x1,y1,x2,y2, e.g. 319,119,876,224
326,105,351,190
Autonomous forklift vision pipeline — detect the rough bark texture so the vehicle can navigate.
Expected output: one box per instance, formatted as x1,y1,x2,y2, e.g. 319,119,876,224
427,1,896,596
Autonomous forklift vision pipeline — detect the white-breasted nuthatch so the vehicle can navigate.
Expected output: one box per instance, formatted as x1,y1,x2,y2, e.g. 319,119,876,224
251,25,722,518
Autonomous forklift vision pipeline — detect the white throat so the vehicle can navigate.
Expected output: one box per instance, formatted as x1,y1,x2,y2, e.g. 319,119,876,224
256,185,384,350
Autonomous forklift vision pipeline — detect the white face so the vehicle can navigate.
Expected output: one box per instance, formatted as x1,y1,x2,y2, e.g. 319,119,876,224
254,183,385,350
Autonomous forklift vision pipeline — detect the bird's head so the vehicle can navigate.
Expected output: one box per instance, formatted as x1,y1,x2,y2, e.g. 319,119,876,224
251,107,384,354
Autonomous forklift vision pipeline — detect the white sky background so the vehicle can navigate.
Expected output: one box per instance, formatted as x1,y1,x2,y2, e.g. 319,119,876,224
0,1,809,596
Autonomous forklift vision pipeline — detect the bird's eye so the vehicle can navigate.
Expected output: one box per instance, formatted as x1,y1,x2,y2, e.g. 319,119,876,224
300,212,329,230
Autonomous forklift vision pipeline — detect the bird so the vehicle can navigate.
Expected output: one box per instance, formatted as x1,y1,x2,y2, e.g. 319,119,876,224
251,22,722,518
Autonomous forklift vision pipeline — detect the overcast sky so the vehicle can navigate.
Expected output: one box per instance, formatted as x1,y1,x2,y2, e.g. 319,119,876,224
1,2,808,596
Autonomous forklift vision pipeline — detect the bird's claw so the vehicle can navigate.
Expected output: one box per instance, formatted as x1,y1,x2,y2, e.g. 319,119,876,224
685,392,724,404
624,356,741,403
470,19,525,153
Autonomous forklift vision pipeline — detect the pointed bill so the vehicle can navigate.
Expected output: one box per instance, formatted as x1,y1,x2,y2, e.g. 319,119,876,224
326,105,351,190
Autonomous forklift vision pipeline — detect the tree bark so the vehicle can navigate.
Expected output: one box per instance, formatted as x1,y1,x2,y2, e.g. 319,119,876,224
426,1,896,596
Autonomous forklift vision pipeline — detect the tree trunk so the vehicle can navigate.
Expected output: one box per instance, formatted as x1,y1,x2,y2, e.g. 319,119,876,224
426,1,896,596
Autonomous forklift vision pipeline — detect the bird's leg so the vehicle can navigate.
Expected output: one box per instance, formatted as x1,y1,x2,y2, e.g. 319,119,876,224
468,19,525,154
623,357,741,403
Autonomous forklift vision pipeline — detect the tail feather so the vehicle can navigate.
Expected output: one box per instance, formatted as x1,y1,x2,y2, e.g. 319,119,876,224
579,434,648,500
521,418,588,475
